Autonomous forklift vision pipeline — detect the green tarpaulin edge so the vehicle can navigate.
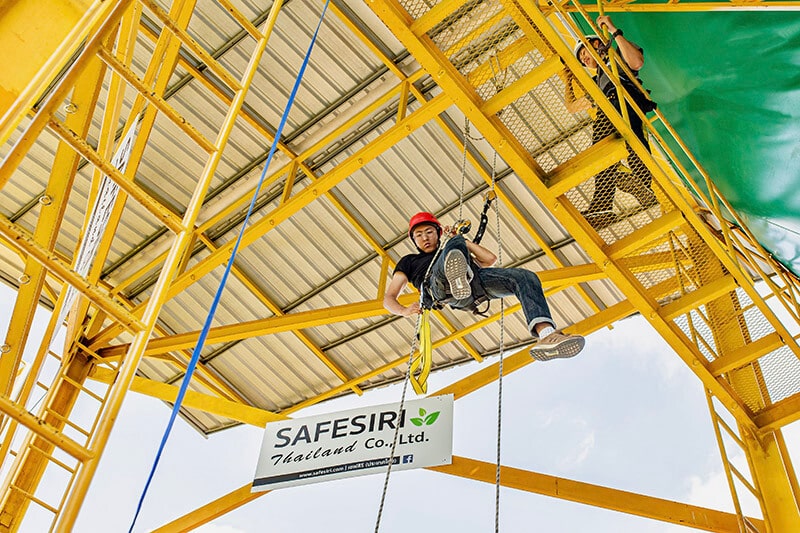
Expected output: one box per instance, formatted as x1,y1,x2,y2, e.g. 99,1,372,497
584,11,800,276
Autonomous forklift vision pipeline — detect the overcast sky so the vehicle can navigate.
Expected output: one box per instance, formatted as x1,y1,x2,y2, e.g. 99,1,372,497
1,283,797,532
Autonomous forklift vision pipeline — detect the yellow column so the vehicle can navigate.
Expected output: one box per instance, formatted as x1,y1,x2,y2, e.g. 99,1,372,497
0,0,113,146
687,232,800,531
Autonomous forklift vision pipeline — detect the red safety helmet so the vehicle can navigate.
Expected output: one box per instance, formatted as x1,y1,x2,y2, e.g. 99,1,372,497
408,212,442,240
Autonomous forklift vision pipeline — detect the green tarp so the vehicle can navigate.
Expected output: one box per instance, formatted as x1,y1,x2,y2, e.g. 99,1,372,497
595,10,800,275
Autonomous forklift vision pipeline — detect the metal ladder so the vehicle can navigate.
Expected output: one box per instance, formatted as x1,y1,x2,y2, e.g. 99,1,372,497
705,389,770,533
0,0,283,530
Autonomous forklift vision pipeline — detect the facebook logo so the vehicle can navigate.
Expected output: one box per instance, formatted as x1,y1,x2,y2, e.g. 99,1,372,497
402,455,414,464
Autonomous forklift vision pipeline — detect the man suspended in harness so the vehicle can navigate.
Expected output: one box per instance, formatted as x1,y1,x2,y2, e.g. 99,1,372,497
562,15,659,230
383,212,585,362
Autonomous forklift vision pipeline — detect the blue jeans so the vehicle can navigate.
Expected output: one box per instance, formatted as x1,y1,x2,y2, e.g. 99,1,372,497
429,236,555,337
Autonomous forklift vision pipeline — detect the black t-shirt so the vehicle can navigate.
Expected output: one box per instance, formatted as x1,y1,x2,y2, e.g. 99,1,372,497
395,251,436,290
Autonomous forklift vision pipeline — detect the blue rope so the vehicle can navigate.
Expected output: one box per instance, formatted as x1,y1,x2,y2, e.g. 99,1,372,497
128,2,330,530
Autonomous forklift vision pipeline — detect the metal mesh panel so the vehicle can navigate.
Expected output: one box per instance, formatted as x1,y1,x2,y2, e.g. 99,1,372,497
398,0,441,19
619,232,692,303
757,345,800,405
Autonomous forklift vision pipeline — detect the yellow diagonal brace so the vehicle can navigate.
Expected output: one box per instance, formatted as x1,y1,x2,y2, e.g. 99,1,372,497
152,483,267,533
0,214,144,332
428,456,763,532
481,55,562,117
96,294,418,358
161,93,451,302
546,135,629,197
0,394,93,463
89,367,285,427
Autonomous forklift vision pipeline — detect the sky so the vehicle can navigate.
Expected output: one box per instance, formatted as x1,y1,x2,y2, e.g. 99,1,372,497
0,283,798,532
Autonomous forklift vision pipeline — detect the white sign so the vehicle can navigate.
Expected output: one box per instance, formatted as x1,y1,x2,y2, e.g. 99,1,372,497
252,394,453,491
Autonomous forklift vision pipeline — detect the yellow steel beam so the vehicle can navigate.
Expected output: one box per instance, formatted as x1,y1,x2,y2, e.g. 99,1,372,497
708,332,784,377
481,55,563,117
433,300,634,400
428,456,764,532
152,483,268,533
0,0,124,147
197,234,363,395
754,393,800,433
742,429,800,530
0,55,106,399
546,135,629,197
367,0,759,434
96,294,419,359
0,394,92,463
605,212,685,260
98,260,607,360
88,367,285,427
0,0,134,189
658,275,738,321
0,213,144,333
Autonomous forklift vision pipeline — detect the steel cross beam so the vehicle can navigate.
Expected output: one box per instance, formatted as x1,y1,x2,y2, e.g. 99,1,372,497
95,263,607,360
364,0,767,436
428,456,764,532
140,297,708,533
557,0,800,13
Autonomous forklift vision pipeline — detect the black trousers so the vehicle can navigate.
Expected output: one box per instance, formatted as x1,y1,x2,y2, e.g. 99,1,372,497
587,102,655,213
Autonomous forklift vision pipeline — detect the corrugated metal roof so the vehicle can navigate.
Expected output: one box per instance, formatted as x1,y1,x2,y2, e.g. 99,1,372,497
0,0,634,435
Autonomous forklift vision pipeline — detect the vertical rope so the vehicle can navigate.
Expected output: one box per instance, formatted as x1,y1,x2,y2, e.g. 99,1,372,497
458,117,470,222
491,150,505,533
375,237,449,532
373,326,417,533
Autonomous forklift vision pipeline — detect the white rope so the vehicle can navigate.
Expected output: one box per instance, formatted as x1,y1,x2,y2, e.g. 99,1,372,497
458,117,470,223
374,235,450,533
490,150,505,533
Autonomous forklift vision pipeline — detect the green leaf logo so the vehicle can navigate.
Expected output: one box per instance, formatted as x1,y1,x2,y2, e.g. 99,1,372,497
410,407,439,426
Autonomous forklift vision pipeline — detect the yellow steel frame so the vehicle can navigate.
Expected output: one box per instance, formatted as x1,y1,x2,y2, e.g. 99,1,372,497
0,0,799,531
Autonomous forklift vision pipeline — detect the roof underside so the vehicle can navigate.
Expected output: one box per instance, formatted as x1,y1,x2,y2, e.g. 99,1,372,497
1,0,799,436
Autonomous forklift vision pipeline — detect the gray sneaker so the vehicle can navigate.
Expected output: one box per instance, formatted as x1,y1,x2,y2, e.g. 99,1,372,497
444,249,472,300
530,331,585,362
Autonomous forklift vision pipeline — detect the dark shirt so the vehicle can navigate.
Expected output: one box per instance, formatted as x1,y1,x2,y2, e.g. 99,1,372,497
395,251,436,290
